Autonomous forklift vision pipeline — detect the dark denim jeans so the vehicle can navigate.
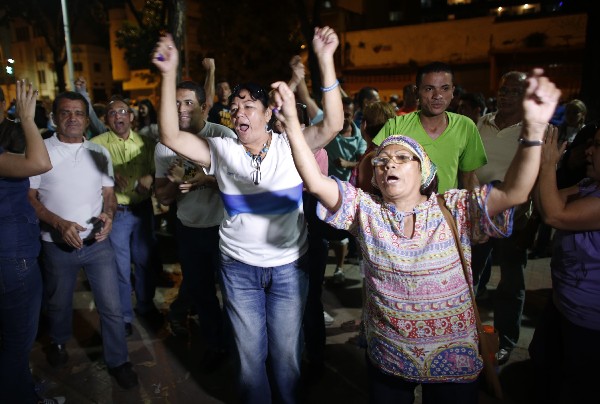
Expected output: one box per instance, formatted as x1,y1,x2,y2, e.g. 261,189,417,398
302,192,330,365
471,234,526,349
529,299,600,403
220,252,309,404
42,240,129,368
0,257,42,403
168,221,224,350
367,357,479,404
109,199,159,323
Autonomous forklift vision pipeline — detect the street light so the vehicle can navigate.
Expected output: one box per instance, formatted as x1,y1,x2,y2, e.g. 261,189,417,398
5,58,14,75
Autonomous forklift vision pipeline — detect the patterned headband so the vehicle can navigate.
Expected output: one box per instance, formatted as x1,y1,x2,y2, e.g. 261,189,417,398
372,135,437,191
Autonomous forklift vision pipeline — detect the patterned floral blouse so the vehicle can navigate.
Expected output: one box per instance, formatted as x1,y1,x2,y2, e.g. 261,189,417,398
317,179,513,383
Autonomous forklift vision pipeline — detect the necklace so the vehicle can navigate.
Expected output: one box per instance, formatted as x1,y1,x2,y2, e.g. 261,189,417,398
244,142,270,163
243,137,271,185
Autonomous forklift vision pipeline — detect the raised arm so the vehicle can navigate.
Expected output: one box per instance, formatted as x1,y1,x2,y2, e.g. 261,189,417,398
152,34,211,167
288,55,320,121
535,129,600,231
302,27,344,152
0,80,51,177
487,69,560,216
271,81,341,211
203,58,215,112
74,76,107,136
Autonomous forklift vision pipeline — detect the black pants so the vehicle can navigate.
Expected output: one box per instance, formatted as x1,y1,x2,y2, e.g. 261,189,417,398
366,357,479,404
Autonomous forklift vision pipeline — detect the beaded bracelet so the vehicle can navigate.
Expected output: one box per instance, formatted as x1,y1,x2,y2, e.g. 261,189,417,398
321,80,340,93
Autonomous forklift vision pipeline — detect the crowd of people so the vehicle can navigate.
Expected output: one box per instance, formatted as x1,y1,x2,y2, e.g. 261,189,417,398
0,24,598,404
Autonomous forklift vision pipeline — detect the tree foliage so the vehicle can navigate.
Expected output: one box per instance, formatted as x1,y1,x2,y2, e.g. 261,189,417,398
114,0,167,71
194,0,306,87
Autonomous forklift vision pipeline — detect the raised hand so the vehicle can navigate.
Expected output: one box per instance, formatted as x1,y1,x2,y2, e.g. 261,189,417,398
152,33,179,75
202,58,215,72
15,79,37,123
289,55,305,81
523,68,561,130
312,26,339,58
270,81,299,130
540,125,565,168
74,76,87,92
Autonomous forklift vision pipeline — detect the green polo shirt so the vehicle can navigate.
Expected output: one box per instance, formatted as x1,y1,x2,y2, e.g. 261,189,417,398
373,111,487,192
91,129,155,205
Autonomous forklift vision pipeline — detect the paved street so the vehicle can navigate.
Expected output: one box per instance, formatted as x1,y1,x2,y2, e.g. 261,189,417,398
31,233,553,403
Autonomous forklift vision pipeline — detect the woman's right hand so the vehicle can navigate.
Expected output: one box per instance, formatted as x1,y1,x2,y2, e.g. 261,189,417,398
15,79,37,123
270,81,299,130
541,125,565,169
152,33,179,75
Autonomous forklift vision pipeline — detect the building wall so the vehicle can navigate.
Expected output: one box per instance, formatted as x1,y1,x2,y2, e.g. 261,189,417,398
341,13,587,100
2,20,113,105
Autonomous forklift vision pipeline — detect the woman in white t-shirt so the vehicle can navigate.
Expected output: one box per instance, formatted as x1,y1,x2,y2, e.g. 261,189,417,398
153,27,342,403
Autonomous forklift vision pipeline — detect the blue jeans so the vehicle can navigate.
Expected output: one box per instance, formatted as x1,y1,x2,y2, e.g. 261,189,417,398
109,200,159,323
367,357,479,404
0,257,42,403
220,252,309,404
169,221,224,350
41,240,129,368
471,234,526,349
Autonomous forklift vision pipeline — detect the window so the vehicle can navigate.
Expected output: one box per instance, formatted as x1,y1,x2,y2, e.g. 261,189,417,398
36,48,45,62
74,62,83,72
93,63,101,73
38,70,46,84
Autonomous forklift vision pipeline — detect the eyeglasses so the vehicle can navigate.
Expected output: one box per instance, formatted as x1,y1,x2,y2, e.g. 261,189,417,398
250,155,262,185
497,87,523,97
372,154,417,167
107,108,130,117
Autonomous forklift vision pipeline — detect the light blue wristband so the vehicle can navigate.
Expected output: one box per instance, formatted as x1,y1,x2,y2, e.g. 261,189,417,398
320,80,340,93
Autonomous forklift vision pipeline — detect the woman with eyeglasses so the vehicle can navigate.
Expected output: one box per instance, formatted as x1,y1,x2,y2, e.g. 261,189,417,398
271,69,559,404
153,27,342,404
0,81,53,403
529,122,600,404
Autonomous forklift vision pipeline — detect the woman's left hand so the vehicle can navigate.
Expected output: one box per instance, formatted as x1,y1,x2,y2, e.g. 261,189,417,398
15,79,37,123
313,26,339,58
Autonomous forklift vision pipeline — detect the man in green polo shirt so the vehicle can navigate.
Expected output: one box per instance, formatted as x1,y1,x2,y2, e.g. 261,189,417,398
91,96,159,336
373,62,487,192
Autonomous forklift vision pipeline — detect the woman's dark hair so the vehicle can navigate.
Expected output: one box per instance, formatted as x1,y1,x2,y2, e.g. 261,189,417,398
0,119,26,154
229,83,268,109
34,103,48,129
421,174,439,197
137,99,158,129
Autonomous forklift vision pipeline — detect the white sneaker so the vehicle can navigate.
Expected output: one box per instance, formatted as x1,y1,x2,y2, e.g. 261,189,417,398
332,267,346,284
323,311,334,326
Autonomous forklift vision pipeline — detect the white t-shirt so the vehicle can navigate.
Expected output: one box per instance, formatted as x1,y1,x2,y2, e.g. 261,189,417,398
29,134,114,242
155,121,236,228
476,112,522,183
206,131,308,267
